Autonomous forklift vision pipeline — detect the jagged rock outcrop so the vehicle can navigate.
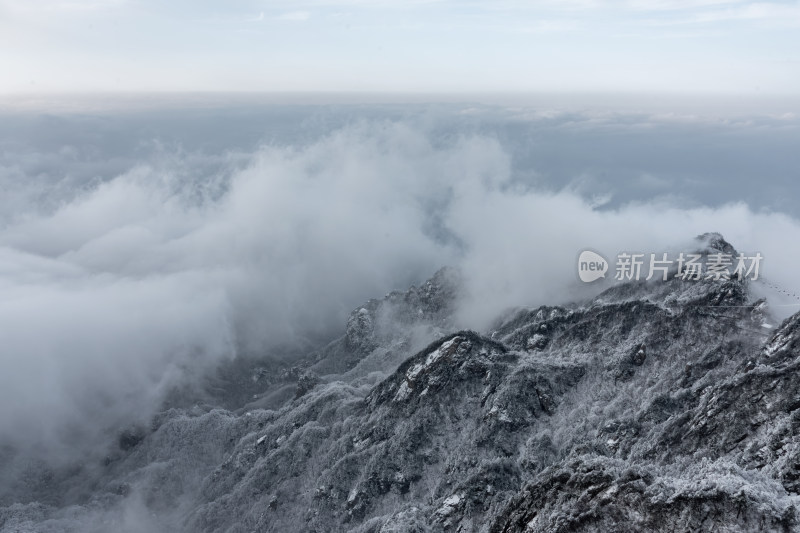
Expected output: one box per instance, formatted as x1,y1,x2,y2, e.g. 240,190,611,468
312,266,462,376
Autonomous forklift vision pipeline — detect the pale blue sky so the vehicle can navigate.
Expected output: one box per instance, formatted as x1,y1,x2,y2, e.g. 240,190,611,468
0,0,798,93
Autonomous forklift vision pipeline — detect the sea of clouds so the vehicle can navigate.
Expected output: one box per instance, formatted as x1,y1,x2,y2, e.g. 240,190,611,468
1,98,799,460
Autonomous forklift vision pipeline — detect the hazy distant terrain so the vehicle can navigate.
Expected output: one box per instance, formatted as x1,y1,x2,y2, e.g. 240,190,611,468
3,97,800,220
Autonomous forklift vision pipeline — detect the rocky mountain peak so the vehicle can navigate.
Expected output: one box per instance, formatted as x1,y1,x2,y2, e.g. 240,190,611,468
696,231,738,255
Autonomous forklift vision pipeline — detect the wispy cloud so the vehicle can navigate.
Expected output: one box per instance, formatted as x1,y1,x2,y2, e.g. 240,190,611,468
639,1,800,26
276,10,311,21
515,19,581,33
688,2,800,24
626,0,748,11
0,0,126,12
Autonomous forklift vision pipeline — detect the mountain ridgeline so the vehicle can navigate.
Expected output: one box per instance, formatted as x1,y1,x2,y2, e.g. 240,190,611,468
3,233,800,532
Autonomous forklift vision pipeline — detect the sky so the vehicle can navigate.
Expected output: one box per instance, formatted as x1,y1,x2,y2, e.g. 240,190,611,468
0,0,799,94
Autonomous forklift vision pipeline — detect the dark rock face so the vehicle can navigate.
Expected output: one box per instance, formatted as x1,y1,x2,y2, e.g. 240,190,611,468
4,235,800,532
314,266,462,376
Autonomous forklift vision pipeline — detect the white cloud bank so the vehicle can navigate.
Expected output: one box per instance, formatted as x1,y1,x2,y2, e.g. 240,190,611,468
1,119,799,458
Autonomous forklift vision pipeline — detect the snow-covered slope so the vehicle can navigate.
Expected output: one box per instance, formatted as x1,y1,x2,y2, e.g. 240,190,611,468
3,234,800,532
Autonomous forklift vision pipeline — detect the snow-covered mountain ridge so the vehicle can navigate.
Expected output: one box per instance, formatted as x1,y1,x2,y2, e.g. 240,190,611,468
3,233,800,532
